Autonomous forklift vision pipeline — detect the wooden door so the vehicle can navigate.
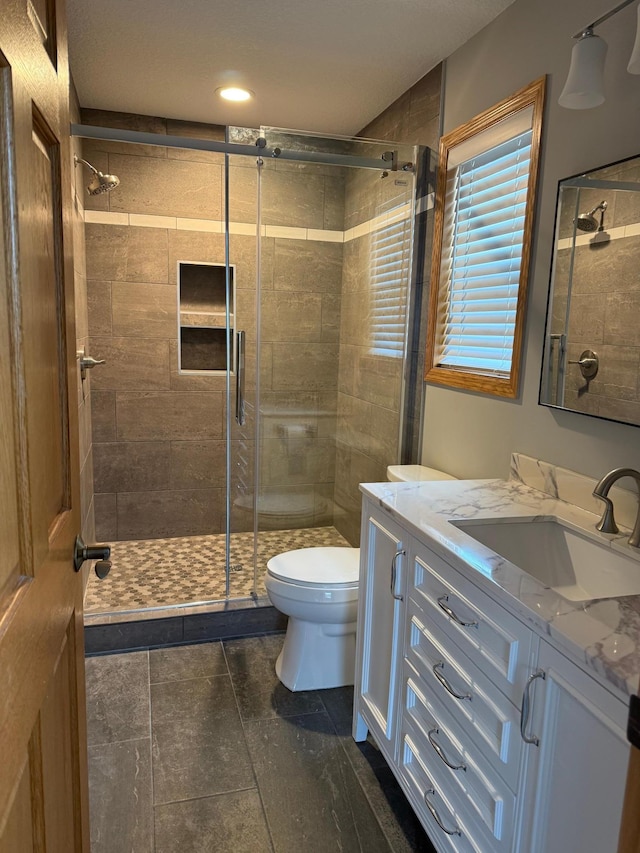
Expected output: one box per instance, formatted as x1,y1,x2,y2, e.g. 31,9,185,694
0,0,89,851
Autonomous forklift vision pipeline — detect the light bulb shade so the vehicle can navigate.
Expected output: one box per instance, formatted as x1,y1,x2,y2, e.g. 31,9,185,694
558,32,608,109
628,4,640,74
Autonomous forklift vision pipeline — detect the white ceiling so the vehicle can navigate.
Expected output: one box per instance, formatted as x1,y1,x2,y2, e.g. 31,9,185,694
67,0,516,137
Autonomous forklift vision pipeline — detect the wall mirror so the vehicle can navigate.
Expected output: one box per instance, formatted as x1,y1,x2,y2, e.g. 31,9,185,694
540,153,640,427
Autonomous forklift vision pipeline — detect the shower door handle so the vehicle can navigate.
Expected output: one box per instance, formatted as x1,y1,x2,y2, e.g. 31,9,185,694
236,330,245,426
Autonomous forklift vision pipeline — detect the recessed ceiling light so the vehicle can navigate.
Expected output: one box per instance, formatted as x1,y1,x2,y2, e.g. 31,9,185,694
217,87,253,103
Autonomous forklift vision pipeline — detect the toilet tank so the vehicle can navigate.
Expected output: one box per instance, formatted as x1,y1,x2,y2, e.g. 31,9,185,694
387,464,457,482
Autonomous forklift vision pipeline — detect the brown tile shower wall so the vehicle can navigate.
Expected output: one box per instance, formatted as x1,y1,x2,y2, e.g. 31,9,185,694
83,111,345,540
333,66,442,546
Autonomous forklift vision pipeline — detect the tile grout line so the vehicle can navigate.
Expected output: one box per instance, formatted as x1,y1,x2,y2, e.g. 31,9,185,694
315,696,392,853
316,692,407,853
220,640,278,853
87,733,154,750
146,648,156,853
152,785,260,809
148,671,231,687
334,727,406,853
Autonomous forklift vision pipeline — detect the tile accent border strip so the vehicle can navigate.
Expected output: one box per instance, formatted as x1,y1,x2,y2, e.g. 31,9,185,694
557,221,640,251
83,192,434,244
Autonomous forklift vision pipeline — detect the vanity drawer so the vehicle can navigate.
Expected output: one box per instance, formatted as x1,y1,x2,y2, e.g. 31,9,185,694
405,603,524,789
402,664,517,850
409,540,533,706
399,719,485,853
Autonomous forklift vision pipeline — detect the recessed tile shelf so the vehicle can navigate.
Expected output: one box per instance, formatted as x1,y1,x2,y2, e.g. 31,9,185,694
178,261,235,374
179,310,229,328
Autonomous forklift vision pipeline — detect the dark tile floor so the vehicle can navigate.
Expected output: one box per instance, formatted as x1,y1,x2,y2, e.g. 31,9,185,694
85,634,436,853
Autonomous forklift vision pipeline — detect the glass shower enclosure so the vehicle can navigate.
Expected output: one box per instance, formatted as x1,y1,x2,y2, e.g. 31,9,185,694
74,119,421,619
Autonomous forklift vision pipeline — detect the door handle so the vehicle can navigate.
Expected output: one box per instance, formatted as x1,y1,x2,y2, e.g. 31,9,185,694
73,534,111,579
236,330,245,426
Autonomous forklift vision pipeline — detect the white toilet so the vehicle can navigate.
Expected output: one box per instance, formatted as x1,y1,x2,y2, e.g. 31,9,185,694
265,464,457,692
266,547,360,691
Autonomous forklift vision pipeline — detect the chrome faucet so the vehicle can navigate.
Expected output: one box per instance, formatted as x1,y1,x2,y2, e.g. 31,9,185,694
592,468,640,548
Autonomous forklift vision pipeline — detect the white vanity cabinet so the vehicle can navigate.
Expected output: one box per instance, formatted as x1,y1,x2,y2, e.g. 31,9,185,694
354,499,631,853
353,505,409,763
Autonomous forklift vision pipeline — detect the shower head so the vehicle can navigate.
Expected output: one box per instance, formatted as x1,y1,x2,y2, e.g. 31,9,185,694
574,200,607,233
74,155,120,196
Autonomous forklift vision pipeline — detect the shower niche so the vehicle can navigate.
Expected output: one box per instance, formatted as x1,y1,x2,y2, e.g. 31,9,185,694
177,261,235,373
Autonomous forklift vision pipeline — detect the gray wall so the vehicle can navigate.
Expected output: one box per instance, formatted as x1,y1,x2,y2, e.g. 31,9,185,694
421,0,640,480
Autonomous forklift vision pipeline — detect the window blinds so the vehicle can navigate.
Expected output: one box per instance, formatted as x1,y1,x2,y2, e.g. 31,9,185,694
370,209,411,358
436,129,533,376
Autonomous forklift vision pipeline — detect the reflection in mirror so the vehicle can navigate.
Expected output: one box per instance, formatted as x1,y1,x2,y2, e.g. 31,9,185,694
540,154,640,427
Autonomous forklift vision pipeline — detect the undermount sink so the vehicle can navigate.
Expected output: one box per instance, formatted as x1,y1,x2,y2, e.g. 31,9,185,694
451,517,640,602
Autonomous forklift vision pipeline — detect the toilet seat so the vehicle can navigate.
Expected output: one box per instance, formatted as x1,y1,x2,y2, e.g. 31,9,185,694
267,547,359,589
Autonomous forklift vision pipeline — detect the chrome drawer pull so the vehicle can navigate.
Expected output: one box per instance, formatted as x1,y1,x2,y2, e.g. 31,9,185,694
390,549,405,601
437,595,478,628
432,661,472,701
424,789,462,836
427,728,466,771
520,668,546,746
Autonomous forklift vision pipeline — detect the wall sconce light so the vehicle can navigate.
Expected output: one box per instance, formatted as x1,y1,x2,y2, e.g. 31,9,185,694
559,0,640,109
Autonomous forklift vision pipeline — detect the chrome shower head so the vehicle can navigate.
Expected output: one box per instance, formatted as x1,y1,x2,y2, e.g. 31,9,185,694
575,200,607,233
86,170,120,195
74,155,120,195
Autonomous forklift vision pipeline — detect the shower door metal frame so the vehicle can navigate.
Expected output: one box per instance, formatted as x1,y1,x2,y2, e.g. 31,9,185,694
71,124,400,171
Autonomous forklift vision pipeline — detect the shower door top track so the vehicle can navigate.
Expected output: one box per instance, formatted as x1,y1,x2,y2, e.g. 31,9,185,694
71,123,409,171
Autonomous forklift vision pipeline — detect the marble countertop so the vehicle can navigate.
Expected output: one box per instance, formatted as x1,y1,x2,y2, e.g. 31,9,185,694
361,477,640,700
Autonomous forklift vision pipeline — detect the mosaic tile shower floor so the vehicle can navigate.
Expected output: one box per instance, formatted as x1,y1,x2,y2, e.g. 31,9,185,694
84,526,351,616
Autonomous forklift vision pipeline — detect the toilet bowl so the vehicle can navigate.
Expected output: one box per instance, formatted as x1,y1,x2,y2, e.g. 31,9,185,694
265,547,360,691
266,464,458,692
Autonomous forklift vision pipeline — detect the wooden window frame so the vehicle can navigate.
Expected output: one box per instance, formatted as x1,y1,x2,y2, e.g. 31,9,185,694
425,77,546,398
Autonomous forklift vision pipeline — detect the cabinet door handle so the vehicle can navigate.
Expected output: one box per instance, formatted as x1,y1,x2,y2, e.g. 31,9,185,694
432,661,471,701
390,549,405,601
520,669,545,746
427,728,466,771
437,595,478,628
424,789,462,836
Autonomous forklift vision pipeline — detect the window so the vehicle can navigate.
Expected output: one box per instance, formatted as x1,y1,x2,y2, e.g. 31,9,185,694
369,198,412,358
425,78,546,398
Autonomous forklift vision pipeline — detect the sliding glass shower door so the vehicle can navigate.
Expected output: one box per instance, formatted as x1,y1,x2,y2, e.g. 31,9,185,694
225,129,418,601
